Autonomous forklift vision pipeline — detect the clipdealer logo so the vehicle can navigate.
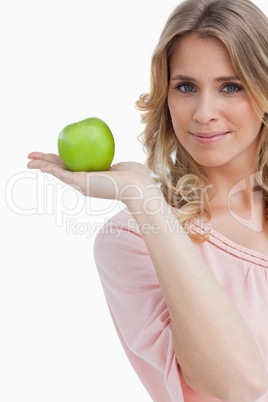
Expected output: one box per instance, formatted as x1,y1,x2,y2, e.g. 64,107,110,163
5,171,265,234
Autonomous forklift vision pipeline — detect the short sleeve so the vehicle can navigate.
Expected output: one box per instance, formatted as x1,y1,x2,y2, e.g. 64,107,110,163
93,209,184,402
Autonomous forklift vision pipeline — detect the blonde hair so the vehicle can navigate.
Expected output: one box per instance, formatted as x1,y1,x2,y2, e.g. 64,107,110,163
136,0,268,242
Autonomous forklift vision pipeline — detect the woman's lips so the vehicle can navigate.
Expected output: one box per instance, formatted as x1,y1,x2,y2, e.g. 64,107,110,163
190,132,230,144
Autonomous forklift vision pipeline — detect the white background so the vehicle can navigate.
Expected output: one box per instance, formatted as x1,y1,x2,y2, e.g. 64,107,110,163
2,1,268,401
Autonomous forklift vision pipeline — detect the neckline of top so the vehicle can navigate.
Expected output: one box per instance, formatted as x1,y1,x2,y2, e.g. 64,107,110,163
191,218,268,267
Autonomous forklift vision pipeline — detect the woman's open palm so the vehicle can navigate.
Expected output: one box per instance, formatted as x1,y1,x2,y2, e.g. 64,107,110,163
27,152,154,202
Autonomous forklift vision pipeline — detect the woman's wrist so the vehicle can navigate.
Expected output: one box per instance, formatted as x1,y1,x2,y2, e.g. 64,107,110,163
123,180,168,217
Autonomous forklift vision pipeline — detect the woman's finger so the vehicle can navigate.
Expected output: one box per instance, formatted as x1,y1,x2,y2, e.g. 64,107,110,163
28,158,88,194
28,152,65,167
27,158,119,198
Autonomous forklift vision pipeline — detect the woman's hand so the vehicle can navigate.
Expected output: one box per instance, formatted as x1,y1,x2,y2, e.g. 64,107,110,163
27,152,156,204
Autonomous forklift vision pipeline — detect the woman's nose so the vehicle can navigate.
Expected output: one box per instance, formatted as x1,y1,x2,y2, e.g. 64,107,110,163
193,92,219,124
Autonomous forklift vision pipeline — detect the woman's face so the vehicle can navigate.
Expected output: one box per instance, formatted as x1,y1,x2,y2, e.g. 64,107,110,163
167,34,263,172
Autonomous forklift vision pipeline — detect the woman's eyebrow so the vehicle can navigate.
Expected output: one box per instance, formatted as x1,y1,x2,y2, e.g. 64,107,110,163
215,76,241,82
170,74,241,82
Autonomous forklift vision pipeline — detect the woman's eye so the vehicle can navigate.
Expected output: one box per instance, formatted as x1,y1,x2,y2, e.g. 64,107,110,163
176,84,196,93
222,84,242,93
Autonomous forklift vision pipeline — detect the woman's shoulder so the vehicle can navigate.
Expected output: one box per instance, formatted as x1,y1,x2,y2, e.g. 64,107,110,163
95,207,142,240
93,207,159,287
93,208,146,264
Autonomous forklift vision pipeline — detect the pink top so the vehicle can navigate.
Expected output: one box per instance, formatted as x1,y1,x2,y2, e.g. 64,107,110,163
94,208,268,401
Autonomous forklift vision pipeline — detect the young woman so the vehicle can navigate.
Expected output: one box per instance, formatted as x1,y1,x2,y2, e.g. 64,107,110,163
28,0,268,400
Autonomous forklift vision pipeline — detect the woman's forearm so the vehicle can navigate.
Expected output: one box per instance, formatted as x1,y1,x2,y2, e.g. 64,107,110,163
126,185,268,401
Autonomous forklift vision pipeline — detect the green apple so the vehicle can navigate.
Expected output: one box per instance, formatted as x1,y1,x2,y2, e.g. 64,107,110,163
58,117,115,171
